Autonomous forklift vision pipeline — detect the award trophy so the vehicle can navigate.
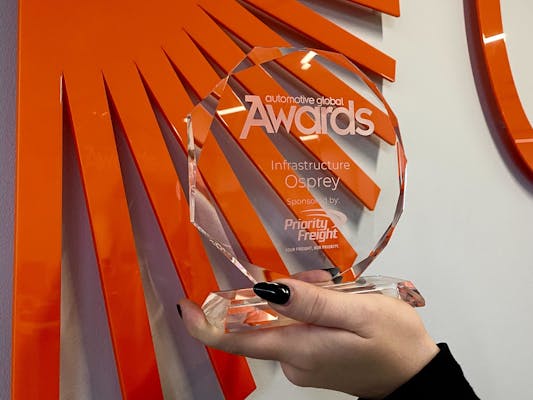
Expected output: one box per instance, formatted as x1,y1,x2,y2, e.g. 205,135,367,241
187,47,424,332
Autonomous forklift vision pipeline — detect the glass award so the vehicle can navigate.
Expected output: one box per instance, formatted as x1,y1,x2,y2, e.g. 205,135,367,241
187,47,424,332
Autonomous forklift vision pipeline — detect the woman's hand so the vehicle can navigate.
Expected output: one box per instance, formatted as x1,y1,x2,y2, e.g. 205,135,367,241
178,275,439,399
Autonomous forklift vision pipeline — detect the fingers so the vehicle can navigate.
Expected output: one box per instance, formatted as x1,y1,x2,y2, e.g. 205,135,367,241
260,278,377,335
178,275,380,361
280,362,312,388
290,269,334,284
178,298,220,347
178,298,305,362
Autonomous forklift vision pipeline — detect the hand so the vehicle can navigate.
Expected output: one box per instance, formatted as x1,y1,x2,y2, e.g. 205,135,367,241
178,273,439,399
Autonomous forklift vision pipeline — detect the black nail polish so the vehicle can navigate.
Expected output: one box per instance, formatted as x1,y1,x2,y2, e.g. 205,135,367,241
176,304,183,318
253,282,291,305
322,267,343,284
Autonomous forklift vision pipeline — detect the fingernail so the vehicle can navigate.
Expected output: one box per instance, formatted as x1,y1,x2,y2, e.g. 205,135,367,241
322,267,343,284
176,304,183,318
253,282,291,305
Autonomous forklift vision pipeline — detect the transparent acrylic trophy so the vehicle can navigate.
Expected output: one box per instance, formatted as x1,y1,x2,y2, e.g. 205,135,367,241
187,47,424,332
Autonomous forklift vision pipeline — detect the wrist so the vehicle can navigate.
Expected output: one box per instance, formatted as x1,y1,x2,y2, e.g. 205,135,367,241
365,343,479,400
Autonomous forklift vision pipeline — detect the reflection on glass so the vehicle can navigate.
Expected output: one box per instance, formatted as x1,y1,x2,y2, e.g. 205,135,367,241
187,47,423,332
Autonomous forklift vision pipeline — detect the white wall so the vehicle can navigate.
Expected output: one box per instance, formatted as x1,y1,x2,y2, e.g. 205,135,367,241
1,1,532,399
379,3,533,400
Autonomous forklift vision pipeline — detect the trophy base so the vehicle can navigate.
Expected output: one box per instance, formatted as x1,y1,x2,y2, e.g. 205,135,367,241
202,276,425,332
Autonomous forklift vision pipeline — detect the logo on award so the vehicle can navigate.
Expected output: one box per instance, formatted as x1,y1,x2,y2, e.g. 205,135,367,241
283,209,347,244
240,95,374,139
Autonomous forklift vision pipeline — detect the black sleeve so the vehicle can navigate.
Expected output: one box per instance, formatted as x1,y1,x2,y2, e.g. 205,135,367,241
360,343,480,400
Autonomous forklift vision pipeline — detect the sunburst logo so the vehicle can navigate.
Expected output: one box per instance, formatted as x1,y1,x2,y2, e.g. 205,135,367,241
13,1,401,399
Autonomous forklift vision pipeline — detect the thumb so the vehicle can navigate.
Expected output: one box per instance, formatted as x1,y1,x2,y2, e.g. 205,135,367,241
253,279,376,334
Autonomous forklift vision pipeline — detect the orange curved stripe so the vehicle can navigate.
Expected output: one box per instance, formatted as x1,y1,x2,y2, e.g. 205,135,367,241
475,0,533,176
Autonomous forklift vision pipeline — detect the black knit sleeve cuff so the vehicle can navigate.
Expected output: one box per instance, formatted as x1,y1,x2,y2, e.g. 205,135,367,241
360,343,479,400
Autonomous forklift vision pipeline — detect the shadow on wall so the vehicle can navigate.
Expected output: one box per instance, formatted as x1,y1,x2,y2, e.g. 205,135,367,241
0,0,18,399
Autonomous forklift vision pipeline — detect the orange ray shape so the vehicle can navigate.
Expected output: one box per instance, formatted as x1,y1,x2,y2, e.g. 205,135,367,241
474,0,533,177
164,30,224,101
197,0,290,49
184,6,249,73
12,5,63,398
63,68,164,400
